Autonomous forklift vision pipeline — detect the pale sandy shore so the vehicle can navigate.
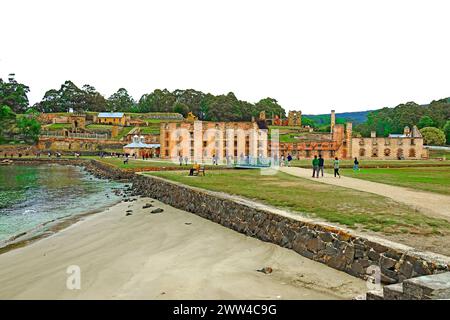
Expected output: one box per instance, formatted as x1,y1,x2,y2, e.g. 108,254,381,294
0,197,368,300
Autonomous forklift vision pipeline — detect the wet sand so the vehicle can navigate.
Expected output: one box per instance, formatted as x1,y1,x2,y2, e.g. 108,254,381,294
0,197,367,299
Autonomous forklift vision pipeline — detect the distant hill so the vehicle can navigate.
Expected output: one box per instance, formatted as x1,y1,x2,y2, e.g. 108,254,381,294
303,110,372,125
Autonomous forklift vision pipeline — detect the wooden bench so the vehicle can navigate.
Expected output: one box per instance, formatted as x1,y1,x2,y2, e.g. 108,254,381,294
193,165,206,176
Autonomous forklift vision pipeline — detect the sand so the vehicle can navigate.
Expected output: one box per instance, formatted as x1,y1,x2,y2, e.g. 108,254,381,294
0,197,367,300
280,167,450,220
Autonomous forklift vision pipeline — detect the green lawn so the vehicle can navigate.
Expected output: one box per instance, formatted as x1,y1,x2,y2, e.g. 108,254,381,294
98,158,178,169
116,127,133,140
85,124,114,132
145,170,450,235
138,126,160,135
290,158,450,168
429,149,450,159
97,157,225,170
44,123,72,130
330,167,450,195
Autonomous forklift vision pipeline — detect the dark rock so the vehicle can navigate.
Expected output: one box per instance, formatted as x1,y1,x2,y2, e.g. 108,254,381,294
355,248,365,258
368,249,380,263
399,261,414,278
343,244,355,262
256,267,273,274
413,260,432,276
380,255,397,270
143,203,154,209
367,241,388,253
350,261,365,275
126,212,132,216
318,232,335,243
323,243,338,256
306,238,324,253
357,258,372,268
381,273,398,285
151,208,164,214
327,256,347,270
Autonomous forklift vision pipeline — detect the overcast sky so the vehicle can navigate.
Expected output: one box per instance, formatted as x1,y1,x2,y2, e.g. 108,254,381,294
1,0,449,114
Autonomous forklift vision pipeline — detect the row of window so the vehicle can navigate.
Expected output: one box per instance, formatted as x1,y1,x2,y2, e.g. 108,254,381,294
358,148,416,158
358,139,416,146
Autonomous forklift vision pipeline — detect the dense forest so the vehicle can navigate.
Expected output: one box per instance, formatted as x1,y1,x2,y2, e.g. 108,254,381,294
29,80,286,122
353,100,450,139
1,75,449,144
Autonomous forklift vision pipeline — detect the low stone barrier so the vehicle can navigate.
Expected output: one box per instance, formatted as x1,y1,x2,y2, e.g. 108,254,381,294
131,173,450,284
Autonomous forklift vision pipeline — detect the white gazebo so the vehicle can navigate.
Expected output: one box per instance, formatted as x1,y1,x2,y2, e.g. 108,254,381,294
123,135,160,157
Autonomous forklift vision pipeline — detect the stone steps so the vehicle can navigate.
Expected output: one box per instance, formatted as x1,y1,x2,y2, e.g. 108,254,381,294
367,272,450,300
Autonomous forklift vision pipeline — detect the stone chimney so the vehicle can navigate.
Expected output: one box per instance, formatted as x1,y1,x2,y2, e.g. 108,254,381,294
330,110,336,134
370,131,376,138
404,126,411,137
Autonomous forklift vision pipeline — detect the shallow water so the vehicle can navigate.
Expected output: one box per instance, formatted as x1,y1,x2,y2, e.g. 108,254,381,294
0,164,124,241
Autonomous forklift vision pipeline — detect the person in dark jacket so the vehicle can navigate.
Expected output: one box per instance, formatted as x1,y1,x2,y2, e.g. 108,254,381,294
312,155,319,178
318,154,324,177
353,157,360,171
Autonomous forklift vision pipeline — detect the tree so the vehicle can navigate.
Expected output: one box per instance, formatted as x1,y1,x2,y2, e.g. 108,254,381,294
253,98,286,119
0,74,30,113
418,115,435,129
443,120,450,145
107,88,135,112
420,127,446,146
37,81,107,112
16,112,41,142
173,101,189,116
81,84,107,112
0,105,16,143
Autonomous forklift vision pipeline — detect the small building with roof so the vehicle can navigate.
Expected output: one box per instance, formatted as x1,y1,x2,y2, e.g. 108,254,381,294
123,135,160,158
96,112,127,126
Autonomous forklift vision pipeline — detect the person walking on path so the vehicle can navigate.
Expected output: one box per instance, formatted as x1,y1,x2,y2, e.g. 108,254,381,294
179,155,183,166
287,154,293,167
353,157,360,171
312,155,319,178
318,154,324,177
333,157,341,178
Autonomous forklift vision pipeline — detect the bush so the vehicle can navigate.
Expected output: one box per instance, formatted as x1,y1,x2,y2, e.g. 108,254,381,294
420,127,446,146
444,120,450,145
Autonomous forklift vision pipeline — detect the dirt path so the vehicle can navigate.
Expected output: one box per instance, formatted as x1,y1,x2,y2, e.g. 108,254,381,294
279,167,450,221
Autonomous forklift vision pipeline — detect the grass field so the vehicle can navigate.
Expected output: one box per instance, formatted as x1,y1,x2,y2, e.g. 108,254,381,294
330,167,450,195
97,157,225,169
145,169,450,235
429,148,450,159
290,158,450,168
44,123,72,130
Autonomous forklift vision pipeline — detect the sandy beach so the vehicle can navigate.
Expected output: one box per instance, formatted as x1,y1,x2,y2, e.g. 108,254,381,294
0,197,367,299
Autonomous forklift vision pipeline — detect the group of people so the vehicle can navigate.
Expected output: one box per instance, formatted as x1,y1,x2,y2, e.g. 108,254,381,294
280,154,293,167
311,155,360,178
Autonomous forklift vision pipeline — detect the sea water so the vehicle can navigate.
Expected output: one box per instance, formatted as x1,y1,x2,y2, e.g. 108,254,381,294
0,164,124,241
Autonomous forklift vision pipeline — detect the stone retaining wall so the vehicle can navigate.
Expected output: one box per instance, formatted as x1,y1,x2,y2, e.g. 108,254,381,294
131,173,450,284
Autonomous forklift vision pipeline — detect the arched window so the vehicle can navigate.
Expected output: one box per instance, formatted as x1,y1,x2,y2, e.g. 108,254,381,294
359,148,366,157
384,148,391,157
409,148,416,158
371,148,378,157
397,148,404,159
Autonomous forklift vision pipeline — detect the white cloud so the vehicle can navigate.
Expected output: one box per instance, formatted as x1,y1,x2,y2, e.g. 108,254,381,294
1,0,449,114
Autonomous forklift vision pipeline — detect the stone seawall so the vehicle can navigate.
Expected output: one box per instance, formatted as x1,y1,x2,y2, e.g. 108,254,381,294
131,173,450,285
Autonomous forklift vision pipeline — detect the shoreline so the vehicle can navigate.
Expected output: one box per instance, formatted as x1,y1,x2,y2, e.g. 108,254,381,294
0,199,123,256
0,196,368,299
0,161,130,255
